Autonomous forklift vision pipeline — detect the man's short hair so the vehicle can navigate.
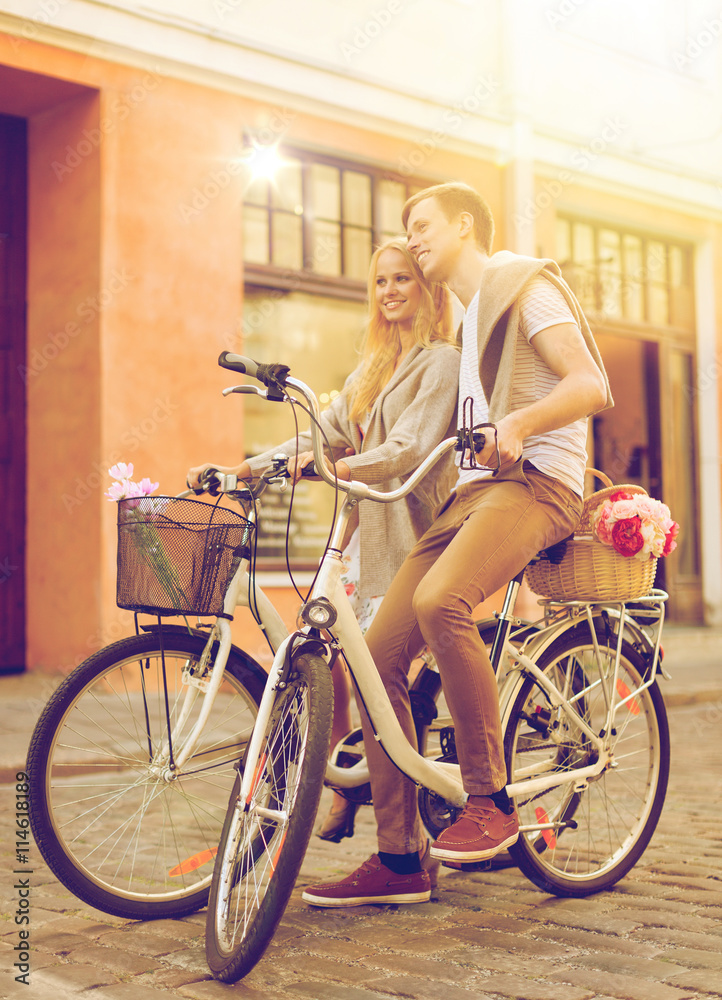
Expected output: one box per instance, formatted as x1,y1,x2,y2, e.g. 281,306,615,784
402,182,495,254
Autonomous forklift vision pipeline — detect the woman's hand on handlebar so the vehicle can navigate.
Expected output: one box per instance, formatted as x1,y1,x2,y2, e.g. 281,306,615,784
186,461,251,491
289,451,350,484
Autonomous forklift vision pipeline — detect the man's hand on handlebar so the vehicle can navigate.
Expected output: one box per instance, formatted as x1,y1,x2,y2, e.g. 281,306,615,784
475,414,525,472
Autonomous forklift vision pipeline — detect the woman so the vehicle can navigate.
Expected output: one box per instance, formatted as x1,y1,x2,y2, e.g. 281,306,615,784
188,237,460,841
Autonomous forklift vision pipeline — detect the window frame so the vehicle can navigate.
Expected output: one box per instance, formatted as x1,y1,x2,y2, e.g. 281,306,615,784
242,146,430,302
556,214,695,339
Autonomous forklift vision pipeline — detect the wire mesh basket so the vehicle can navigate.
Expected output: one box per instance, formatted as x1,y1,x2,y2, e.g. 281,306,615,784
116,496,254,616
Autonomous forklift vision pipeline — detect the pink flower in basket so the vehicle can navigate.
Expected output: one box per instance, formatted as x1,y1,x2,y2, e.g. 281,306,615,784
592,490,679,562
105,467,159,502
107,463,189,609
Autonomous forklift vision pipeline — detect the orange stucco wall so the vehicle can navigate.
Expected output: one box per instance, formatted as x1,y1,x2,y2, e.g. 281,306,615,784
26,88,103,670
3,37,252,668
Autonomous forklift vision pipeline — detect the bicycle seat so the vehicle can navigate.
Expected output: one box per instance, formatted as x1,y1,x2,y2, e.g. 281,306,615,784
536,535,573,565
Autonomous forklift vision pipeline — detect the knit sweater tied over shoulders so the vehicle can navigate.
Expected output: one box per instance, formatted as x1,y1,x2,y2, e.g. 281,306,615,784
474,250,613,423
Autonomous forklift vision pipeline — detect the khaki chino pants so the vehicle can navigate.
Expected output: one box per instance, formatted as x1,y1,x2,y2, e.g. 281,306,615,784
360,463,583,854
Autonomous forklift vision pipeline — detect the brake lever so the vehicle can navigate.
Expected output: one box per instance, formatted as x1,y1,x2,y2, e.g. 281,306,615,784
222,384,288,403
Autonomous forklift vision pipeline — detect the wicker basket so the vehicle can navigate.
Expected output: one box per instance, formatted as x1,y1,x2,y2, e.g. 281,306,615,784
525,469,657,602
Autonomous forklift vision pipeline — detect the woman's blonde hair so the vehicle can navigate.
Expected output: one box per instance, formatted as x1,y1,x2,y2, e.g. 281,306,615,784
348,238,456,423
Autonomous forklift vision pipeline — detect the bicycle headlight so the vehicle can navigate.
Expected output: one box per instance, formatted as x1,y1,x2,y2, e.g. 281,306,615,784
301,598,337,629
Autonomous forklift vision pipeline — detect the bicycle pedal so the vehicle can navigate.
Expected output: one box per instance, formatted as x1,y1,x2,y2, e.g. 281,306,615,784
441,859,492,873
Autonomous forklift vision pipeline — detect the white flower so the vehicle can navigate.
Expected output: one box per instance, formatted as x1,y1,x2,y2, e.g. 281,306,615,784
109,462,133,480
637,518,666,560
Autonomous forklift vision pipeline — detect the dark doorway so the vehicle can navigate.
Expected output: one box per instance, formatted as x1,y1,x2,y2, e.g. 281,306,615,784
592,335,662,498
0,114,27,673
592,333,668,598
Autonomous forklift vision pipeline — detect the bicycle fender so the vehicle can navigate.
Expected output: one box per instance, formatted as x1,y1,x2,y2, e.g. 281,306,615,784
139,623,268,685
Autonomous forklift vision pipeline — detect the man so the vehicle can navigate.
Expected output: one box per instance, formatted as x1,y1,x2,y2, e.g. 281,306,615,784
303,182,612,907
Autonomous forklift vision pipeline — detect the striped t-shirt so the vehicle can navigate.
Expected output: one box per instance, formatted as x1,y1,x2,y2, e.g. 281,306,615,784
457,275,587,496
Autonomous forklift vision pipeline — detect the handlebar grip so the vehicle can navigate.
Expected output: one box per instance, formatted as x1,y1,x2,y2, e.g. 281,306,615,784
218,353,291,400
455,429,486,453
471,431,486,453
218,352,259,378
300,461,317,477
198,466,221,495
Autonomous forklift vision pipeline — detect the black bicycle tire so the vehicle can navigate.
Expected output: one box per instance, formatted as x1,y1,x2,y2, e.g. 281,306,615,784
205,651,333,982
505,625,670,896
27,632,266,920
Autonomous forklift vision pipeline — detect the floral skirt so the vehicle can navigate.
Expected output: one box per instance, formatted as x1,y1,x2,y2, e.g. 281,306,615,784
340,529,384,635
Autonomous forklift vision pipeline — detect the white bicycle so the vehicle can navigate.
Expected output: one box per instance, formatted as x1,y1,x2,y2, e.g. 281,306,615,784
202,355,670,982
27,353,670,986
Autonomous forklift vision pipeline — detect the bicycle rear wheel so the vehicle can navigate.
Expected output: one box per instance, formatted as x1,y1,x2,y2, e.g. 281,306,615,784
27,631,265,919
504,625,669,896
206,651,332,983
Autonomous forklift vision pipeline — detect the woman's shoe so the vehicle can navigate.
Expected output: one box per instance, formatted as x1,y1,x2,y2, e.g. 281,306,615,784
316,797,359,843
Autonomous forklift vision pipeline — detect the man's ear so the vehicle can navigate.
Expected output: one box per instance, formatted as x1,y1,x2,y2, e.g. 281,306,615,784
458,211,475,240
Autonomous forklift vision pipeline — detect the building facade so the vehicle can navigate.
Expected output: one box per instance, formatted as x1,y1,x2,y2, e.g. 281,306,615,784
1,0,720,673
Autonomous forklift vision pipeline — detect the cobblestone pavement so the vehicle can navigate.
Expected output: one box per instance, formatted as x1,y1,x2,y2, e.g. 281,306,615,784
1,630,721,1000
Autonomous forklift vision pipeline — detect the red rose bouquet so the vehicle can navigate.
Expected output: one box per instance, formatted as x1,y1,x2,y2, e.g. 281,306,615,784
592,490,679,562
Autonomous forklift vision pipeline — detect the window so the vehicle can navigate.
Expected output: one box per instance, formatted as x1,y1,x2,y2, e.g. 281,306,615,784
556,217,694,331
243,147,426,298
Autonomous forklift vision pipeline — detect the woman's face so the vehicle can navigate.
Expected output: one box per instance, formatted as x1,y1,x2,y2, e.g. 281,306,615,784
374,248,423,330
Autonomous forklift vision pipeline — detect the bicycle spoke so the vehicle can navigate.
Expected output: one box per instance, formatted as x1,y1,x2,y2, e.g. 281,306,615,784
28,634,263,918
505,628,669,896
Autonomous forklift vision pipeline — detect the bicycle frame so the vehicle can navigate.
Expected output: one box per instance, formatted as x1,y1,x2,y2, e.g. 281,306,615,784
191,370,668,828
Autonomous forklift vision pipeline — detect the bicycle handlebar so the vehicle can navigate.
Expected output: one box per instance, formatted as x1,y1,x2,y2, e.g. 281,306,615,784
218,354,462,504
219,352,290,400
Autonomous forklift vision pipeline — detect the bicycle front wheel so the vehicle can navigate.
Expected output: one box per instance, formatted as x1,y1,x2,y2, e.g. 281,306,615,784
504,625,669,896
27,631,265,919
206,652,332,983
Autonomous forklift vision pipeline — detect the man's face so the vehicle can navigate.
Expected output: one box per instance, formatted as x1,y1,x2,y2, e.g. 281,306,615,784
405,196,461,283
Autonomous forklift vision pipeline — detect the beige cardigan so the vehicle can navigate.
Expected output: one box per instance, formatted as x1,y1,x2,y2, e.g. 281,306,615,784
476,251,613,419
472,251,613,483
246,344,460,600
